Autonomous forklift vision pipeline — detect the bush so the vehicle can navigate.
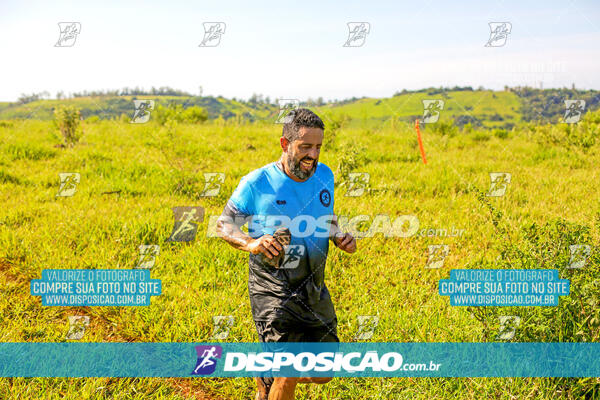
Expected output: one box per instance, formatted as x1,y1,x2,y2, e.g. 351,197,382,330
533,109,598,152
493,128,509,139
470,187,599,343
472,131,490,142
430,120,458,137
502,122,515,131
53,105,82,147
321,113,351,150
154,104,208,125
463,191,600,400
454,115,483,129
336,143,368,184
490,113,504,121
181,105,209,123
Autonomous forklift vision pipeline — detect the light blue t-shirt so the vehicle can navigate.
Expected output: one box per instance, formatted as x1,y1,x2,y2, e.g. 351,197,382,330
227,161,337,324
229,161,335,259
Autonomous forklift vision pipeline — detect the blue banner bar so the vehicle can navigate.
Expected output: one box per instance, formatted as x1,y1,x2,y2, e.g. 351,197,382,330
1,343,599,377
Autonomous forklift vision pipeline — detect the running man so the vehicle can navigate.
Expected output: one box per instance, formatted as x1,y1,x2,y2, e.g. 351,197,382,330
193,346,218,374
216,108,357,400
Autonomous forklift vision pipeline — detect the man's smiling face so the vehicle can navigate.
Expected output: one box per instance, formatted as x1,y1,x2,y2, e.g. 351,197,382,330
282,126,323,181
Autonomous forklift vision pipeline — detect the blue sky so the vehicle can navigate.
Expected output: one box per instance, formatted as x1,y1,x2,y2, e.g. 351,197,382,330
1,0,599,101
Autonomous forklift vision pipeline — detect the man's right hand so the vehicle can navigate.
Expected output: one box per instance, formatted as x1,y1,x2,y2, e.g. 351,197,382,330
247,235,283,259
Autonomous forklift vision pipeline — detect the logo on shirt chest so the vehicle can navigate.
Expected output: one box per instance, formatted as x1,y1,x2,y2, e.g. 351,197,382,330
276,199,286,205
319,189,331,207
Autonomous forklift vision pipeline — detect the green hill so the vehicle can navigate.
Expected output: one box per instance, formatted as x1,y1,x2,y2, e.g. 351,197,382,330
1,88,598,130
0,95,275,122
315,90,522,129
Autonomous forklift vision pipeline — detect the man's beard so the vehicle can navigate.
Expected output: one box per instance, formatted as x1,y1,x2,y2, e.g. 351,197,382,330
286,150,317,180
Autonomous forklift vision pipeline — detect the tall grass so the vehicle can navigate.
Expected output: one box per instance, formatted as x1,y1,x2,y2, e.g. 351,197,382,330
0,113,599,399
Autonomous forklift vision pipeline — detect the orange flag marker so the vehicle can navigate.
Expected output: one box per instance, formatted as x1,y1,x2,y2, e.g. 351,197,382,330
415,119,427,164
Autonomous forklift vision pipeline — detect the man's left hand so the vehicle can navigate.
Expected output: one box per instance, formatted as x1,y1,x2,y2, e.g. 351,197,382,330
334,232,357,253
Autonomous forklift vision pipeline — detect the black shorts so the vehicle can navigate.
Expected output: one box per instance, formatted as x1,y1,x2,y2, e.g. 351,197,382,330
254,318,339,389
254,318,339,343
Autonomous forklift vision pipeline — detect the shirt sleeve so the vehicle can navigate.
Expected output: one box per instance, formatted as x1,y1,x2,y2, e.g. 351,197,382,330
220,200,251,228
227,175,256,217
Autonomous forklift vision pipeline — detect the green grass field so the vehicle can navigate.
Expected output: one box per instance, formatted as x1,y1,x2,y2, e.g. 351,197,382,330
0,111,599,399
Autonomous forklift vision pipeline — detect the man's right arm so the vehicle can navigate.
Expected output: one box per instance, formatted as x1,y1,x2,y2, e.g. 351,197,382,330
216,202,283,259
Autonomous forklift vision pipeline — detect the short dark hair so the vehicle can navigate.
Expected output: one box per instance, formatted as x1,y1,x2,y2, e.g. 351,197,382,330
282,108,325,142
